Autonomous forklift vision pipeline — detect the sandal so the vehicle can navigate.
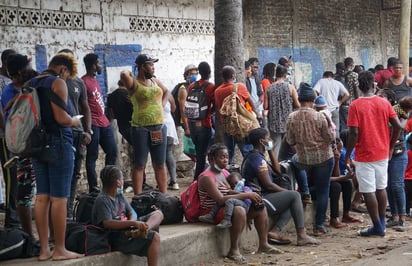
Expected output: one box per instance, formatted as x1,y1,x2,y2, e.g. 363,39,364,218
313,225,328,236
257,246,284,254
342,216,363,223
268,232,292,245
351,206,367,213
225,254,247,264
330,221,348,229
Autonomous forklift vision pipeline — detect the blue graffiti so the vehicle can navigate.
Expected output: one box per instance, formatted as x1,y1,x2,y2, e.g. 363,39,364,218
32,44,142,97
258,47,324,86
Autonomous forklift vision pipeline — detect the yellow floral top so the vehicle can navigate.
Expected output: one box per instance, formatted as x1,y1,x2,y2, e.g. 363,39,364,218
131,79,164,127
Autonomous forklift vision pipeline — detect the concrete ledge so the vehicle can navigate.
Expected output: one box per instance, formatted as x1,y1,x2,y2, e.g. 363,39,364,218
3,222,259,266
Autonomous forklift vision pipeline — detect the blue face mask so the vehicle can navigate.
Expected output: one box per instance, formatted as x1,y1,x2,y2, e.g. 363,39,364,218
287,66,293,73
265,141,274,151
214,163,224,172
189,74,197,83
117,186,123,195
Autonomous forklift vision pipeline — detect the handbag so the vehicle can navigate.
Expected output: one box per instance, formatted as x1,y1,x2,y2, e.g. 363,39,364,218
220,84,260,140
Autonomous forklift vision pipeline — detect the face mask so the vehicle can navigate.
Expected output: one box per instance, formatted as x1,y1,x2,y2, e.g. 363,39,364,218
265,141,274,151
144,71,153,79
214,163,224,172
287,66,293,73
189,74,197,83
117,186,123,195
393,72,403,77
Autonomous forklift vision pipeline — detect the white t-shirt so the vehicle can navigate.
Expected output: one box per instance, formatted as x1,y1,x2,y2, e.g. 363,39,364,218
313,78,348,112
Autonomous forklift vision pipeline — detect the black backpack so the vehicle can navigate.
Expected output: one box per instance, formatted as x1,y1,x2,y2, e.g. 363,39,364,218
184,81,210,120
131,191,184,225
74,192,99,224
0,228,39,261
65,223,111,256
171,82,187,126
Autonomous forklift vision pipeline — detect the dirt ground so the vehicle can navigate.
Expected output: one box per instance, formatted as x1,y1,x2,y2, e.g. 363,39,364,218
162,168,412,266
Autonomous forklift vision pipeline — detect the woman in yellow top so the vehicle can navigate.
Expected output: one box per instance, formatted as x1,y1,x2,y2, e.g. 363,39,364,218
121,54,170,194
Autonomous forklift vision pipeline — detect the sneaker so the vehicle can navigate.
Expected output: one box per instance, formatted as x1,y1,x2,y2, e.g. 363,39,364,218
0,203,5,213
216,219,232,229
142,183,153,191
386,217,399,227
393,220,406,232
89,186,101,194
313,225,328,236
357,226,385,237
168,182,180,190
198,213,215,224
302,194,312,205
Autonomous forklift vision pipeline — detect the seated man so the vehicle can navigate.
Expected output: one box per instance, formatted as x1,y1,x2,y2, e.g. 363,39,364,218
92,165,163,266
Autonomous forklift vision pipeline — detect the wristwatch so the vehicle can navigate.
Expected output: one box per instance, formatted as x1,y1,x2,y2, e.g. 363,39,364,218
86,129,94,135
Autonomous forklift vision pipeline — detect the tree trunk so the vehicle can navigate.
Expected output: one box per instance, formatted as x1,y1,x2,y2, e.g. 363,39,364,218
214,0,244,143
214,0,244,86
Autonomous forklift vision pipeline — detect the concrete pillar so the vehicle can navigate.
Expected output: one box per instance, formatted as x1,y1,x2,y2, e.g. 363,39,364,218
399,0,411,74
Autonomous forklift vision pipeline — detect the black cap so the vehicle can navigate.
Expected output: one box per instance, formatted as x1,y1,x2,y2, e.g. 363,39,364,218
298,82,315,102
7,54,30,76
135,54,158,67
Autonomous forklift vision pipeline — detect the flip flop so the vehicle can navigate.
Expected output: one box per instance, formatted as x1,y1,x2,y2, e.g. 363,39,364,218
225,254,247,264
342,216,363,223
268,232,292,245
330,221,348,228
258,246,284,254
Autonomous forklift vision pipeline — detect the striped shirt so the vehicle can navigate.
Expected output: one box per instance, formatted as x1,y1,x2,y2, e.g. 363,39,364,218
198,170,230,210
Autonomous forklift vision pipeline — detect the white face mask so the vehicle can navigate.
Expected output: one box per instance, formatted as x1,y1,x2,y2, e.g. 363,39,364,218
265,141,274,151
214,163,224,172
117,186,123,195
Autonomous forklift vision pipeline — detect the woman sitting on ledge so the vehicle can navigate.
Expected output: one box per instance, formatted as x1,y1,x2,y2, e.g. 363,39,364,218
241,128,321,245
198,143,281,263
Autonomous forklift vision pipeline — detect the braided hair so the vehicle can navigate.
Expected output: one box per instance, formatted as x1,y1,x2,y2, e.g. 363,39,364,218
100,165,122,188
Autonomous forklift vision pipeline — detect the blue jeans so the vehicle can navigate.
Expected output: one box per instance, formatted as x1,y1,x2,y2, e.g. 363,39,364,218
86,125,118,192
223,133,253,165
291,155,309,195
295,157,334,226
33,135,74,198
387,151,407,216
189,123,212,180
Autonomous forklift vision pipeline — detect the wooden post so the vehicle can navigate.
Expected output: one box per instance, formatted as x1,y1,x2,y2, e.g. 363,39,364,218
399,0,411,74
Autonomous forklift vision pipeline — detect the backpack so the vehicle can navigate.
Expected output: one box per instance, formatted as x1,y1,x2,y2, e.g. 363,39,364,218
65,223,111,256
219,83,260,140
74,192,99,224
0,228,39,261
180,180,201,222
131,191,184,225
5,76,67,160
184,81,210,120
171,82,187,126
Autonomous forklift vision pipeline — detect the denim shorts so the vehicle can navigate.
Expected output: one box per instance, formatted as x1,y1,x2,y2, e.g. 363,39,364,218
131,125,167,165
32,135,74,198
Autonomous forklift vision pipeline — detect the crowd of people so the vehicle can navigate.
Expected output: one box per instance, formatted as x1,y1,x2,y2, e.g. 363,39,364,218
1,48,412,265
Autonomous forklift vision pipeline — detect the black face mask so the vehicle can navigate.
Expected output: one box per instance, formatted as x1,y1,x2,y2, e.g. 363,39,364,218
144,70,152,79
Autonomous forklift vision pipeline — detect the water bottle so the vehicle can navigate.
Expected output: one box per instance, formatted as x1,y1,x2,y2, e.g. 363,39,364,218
234,179,245,192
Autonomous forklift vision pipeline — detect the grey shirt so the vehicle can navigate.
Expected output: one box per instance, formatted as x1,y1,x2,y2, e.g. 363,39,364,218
92,192,133,227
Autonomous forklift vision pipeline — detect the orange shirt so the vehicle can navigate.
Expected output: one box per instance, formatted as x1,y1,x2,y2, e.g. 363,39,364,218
214,82,251,120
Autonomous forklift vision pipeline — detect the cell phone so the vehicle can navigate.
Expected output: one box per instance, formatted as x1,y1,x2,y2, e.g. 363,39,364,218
74,115,84,119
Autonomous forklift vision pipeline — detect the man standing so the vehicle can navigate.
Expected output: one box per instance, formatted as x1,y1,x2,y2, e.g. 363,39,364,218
345,71,401,237
58,49,92,219
246,57,263,116
82,53,118,193
340,57,360,133
214,65,261,164
375,57,397,89
382,59,412,102
314,71,349,137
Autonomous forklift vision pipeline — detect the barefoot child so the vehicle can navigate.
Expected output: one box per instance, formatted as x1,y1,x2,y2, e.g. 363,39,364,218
91,165,163,266
198,172,258,228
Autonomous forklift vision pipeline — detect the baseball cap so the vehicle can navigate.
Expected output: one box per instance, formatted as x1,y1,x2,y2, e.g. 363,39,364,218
184,64,198,75
135,54,158,67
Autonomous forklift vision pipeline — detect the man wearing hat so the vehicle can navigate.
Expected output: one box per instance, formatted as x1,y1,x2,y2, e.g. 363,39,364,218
120,54,170,194
286,82,335,236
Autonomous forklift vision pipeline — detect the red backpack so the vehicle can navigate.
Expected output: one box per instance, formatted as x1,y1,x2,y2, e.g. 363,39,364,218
180,180,201,222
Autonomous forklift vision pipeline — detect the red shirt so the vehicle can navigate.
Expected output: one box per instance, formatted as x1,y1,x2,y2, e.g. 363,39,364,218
375,67,394,88
82,76,110,127
347,96,396,162
214,82,251,121
187,79,215,128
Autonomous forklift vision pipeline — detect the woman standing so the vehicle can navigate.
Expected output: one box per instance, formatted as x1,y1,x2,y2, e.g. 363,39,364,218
264,65,299,158
121,54,170,194
31,53,83,260
286,82,335,236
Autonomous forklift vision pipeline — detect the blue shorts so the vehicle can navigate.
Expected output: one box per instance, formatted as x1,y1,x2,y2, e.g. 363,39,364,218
131,125,167,166
33,135,74,198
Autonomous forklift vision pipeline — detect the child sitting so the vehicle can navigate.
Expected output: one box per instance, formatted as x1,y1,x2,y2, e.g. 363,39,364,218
198,172,253,228
314,95,336,137
91,165,163,266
